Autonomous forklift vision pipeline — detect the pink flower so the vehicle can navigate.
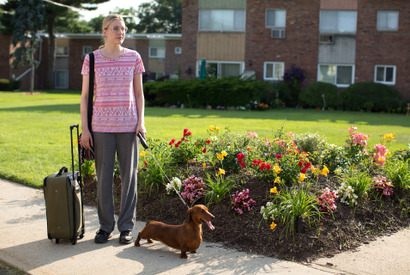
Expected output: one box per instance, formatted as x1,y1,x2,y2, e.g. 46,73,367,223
348,126,357,133
247,131,258,139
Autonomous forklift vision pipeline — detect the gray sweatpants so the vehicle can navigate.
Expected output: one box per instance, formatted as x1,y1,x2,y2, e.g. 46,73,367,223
93,132,138,233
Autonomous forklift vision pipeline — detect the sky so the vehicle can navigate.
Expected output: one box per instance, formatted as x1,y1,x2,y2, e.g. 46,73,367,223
0,0,150,21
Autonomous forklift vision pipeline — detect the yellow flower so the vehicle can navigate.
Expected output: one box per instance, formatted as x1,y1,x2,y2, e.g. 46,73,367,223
384,133,396,140
209,125,220,132
140,151,147,158
221,151,228,157
274,177,281,184
202,163,206,169
273,163,283,174
320,165,329,176
299,173,306,182
216,153,224,161
74,138,78,144
270,187,278,194
217,168,225,176
270,222,277,230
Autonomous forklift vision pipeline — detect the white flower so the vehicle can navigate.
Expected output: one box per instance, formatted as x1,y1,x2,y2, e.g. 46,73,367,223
166,177,182,194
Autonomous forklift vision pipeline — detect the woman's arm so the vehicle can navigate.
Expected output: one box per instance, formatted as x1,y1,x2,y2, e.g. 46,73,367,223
80,74,93,150
133,73,146,138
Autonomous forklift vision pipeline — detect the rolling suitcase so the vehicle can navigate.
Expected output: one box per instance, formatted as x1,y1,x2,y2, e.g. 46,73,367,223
43,124,85,244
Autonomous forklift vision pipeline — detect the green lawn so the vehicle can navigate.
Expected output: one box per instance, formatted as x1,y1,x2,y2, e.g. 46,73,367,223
1,90,409,188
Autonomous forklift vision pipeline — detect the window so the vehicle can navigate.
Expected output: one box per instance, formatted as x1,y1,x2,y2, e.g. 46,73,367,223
266,9,286,28
264,62,284,81
55,70,68,89
149,47,165,58
377,11,399,31
196,60,244,78
318,64,354,87
175,47,182,54
320,11,357,34
375,65,396,85
82,46,92,59
199,9,245,32
56,46,68,56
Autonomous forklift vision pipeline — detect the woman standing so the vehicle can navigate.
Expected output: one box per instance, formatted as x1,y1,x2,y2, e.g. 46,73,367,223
80,14,146,244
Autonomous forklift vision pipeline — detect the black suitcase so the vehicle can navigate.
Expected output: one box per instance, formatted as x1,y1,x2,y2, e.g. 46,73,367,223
43,124,85,244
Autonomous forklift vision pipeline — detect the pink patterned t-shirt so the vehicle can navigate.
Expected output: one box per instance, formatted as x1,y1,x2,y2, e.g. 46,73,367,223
81,48,145,133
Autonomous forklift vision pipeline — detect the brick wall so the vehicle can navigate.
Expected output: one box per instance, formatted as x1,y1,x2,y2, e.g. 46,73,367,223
181,0,198,79
245,0,320,87
165,39,182,76
356,0,410,99
0,34,11,79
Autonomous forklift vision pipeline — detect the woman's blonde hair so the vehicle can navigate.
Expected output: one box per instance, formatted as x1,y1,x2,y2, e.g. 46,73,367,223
99,14,125,49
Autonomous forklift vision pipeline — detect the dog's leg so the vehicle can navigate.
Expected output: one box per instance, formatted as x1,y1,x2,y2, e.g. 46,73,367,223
180,250,187,259
134,233,142,247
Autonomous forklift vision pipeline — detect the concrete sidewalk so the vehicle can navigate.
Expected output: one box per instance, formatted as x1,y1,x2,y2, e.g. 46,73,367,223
0,178,409,275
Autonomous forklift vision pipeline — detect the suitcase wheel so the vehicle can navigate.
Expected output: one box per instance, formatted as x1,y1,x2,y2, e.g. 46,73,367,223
71,238,77,245
79,233,84,239
47,233,51,240
56,239,60,244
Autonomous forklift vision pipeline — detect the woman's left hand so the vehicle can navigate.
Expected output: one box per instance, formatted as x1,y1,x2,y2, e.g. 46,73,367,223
136,123,147,139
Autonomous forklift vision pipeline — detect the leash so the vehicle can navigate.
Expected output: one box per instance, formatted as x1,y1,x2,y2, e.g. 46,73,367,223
137,133,189,209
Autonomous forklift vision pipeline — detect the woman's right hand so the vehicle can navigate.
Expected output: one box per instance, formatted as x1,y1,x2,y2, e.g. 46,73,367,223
80,128,93,151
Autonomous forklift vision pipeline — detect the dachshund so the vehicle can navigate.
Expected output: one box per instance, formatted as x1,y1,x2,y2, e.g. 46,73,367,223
134,204,215,258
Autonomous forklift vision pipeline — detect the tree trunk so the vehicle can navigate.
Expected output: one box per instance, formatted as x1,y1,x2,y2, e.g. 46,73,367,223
30,58,35,93
47,16,56,89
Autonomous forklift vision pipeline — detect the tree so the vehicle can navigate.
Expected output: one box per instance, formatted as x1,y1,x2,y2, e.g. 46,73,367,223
1,0,109,88
10,0,45,93
43,0,109,88
136,0,182,33
54,8,93,33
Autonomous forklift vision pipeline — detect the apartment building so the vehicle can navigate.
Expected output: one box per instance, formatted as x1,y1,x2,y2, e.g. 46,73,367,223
3,33,182,90
181,0,410,99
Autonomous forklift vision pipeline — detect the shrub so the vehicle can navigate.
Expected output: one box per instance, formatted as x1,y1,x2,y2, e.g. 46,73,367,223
337,168,372,206
384,158,410,190
299,82,339,109
261,183,321,238
294,132,327,163
341,82,402,112
0,79,21,91
168,128,202,164
143,77,272,109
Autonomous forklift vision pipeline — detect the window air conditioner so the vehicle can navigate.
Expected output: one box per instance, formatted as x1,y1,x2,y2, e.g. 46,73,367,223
319,34,334,44
271,29,285,39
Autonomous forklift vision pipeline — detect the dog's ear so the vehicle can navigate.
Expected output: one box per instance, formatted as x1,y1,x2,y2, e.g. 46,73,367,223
186,207,192,223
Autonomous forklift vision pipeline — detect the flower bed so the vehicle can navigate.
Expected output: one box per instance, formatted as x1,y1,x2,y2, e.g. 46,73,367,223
82,126,410,261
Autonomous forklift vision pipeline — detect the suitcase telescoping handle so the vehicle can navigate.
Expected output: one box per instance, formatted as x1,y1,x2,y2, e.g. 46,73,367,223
70,124,82,185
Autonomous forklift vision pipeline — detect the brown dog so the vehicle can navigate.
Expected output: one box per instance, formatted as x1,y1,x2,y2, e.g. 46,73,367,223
134,204,215,258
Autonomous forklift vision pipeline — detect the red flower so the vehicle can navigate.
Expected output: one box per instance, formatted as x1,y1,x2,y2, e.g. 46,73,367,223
266,163,272,170
186,131,192,136
169,139,176,145
240,162,246,168
175,141,181,147
276,154,282,159
300,167,307,174
237,152,245,162
202,147,207,153
144,161,148,166
206,139,211,144
183,128,189,136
